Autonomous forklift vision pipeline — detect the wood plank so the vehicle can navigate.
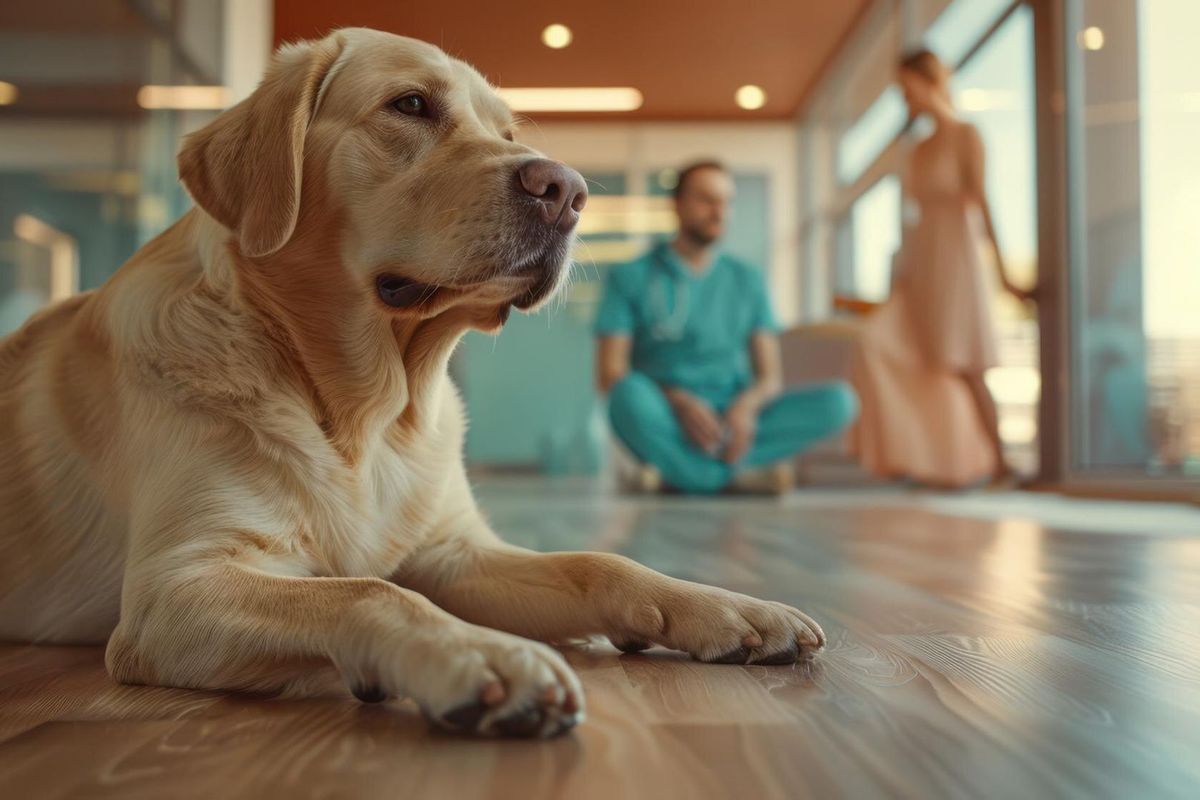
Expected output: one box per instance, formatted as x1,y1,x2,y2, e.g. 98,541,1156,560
1,481,1198,798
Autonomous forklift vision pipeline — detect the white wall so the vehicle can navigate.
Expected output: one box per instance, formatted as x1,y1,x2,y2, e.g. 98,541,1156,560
520,121,804,325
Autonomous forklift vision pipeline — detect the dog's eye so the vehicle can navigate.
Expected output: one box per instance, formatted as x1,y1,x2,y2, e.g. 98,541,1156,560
502,130,514,142
391,93,430,118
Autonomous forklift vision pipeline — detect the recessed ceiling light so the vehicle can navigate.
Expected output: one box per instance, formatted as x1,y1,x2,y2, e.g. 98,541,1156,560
542,24,573,49
497,87,642,113
735,85,767,111
1077,26,1105,51
137,85,229,110
0,81,18,106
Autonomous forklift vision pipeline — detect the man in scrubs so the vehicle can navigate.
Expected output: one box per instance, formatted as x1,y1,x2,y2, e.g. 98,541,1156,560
594,160,858,494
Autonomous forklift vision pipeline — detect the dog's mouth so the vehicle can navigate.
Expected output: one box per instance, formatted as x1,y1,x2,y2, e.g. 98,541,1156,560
375,187,578,318
515,269,563,310
376,275,444,310
499,232,573,310
376,247,568,317
375,269,561,319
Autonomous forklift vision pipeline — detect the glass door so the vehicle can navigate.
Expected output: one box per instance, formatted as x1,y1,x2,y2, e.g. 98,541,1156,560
954,3,1040,474
1066,0,1200,486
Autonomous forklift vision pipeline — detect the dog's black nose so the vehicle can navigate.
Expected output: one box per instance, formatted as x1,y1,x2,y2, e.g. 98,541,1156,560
517,158,587,231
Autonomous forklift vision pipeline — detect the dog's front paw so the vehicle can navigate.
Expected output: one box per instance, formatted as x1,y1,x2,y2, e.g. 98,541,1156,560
614,587,825,666
375,624,584,738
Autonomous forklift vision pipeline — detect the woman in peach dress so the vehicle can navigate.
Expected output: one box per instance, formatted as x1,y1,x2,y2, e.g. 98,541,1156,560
850,49,1033,487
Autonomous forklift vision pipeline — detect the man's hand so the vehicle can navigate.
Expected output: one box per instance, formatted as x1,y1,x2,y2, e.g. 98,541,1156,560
665,389,725,454
723,397,759,464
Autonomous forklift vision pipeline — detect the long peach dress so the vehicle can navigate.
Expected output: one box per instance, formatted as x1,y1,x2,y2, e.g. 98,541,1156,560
849,125,999,487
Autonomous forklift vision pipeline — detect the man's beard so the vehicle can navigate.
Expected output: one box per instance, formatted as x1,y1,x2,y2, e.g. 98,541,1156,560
680,222,720,248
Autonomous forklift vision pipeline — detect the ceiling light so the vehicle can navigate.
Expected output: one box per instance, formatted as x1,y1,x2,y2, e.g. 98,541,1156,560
0,81,17,106
735,84,767,111
542,24,572,49
137,85,229,110
1077,26,1105,51
497,87,643,113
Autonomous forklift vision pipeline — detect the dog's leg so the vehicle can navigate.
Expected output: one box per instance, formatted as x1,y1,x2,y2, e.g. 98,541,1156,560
106,560,583,737
396,516,825,666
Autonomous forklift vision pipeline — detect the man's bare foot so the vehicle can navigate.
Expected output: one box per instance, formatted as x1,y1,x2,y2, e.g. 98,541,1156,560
619,463,662,494
729,462,794,496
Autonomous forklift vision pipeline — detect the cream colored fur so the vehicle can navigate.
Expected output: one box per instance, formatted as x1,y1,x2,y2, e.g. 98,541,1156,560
0,28,824,738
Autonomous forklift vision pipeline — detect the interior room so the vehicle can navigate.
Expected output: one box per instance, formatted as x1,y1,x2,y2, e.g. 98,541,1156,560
1,1,1197,797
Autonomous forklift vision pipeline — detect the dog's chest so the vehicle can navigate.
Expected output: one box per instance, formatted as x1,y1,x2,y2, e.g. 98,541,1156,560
249,377,465,580
294,433,447,579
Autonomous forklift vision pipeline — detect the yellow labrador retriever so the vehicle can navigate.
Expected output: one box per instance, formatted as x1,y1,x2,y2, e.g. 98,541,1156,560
0,28,823,738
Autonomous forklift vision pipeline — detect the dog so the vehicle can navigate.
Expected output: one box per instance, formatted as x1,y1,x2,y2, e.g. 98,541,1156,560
0,28,824,738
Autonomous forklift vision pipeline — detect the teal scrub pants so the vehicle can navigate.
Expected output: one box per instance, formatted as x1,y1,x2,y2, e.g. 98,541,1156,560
609,372,859,494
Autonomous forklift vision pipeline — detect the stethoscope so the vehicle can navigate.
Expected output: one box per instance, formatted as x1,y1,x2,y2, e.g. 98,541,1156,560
647,249,692,341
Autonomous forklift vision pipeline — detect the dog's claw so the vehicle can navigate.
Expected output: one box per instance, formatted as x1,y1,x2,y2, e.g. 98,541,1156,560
614,639,652,653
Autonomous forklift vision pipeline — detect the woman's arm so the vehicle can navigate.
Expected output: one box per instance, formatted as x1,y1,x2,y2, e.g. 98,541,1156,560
961,124,1034,302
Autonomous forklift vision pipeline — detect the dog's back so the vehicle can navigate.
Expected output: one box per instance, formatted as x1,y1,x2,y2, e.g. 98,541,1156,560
0,293,128,642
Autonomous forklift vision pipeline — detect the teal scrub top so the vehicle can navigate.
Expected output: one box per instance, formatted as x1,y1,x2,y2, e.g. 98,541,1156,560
593,242,779,406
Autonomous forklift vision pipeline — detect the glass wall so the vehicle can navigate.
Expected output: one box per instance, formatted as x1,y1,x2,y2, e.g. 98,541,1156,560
1068,0,1200,479
799,0,1038,471
0,1,227,336
834,0,1021,188
926,0,1019,63
814,0,1199,492
837,175,901,302
837,90,906,186
956,5,1040,469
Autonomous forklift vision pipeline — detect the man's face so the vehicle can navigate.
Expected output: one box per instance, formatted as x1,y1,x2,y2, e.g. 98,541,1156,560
674,167,735,246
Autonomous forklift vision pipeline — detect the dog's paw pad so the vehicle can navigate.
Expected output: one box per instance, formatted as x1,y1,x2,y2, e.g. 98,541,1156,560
351,684,388,704
750,645,800,666
613,639,652,654
702,645,752,665
439,701,490,732
435,702,578,739
551,713,580,737
494,706,544,737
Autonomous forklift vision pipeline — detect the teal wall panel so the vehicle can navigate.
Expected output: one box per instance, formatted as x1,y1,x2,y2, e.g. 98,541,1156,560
457,170,771,472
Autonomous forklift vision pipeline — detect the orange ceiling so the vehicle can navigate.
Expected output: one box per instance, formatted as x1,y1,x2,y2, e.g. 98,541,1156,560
273,0,869,120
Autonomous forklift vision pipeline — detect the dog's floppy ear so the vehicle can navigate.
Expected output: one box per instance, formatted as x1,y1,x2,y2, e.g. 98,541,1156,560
178,34,345,258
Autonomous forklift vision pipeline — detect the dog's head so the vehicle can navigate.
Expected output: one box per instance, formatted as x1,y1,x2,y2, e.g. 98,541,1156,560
178,28,586,325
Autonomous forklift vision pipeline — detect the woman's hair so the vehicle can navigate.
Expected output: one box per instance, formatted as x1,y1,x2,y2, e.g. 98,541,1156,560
898,48,951,87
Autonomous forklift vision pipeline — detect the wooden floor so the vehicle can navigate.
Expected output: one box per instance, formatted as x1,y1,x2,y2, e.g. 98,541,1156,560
2,479,1199,799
